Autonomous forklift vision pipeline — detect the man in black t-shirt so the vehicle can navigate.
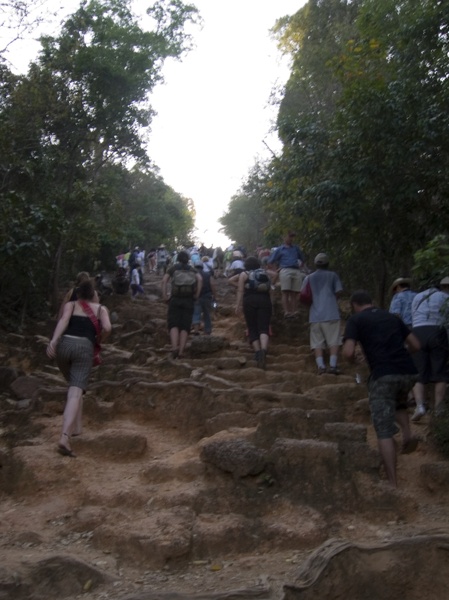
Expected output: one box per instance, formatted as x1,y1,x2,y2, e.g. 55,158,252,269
342,290,421,487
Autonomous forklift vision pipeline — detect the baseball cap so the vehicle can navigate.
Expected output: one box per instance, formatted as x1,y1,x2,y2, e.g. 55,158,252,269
314,253,329,266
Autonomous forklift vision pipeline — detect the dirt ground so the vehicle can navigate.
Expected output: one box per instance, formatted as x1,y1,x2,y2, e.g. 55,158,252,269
1,270,449,600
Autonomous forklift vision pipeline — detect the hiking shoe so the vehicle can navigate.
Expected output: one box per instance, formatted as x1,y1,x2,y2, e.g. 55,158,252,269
317,367,327,375
327,367,341,375
411,406,426,422
257,350,267,370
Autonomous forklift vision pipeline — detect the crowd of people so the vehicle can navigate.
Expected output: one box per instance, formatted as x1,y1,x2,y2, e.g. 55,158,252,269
46,232,449,489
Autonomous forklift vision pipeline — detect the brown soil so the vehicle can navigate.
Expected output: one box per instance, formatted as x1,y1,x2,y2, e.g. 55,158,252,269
1,271,449,600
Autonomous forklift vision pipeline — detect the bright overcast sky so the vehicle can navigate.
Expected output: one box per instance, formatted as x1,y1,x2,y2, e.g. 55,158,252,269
7,0,306,249
148,0,306,248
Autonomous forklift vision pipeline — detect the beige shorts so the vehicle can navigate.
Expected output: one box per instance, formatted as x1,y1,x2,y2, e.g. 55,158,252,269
310,320,341,350
279,268,304,292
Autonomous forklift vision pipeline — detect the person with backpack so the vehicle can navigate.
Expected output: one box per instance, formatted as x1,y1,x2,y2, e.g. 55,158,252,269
233,256,275,369
162,250,202,359
409,279,449,420
192,261,217,335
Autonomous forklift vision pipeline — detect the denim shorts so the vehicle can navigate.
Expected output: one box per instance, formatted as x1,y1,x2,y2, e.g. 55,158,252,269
367,374,418,439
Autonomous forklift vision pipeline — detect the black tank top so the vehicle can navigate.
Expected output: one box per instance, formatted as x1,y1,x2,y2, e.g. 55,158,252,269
65,315,97,346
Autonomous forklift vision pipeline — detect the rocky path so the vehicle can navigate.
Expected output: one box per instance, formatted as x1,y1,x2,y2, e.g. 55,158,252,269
1,271,449,600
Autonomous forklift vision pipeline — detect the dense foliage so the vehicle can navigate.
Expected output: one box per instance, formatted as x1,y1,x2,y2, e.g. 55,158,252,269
220,0,449,304
0,0,198,328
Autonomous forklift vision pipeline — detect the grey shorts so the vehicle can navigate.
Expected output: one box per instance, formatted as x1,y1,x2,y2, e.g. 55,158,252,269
57,335,94,391
367,374,418,439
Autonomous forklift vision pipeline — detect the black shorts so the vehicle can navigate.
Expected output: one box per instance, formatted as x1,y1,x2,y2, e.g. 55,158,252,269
412,325,449,384
167,296,195,332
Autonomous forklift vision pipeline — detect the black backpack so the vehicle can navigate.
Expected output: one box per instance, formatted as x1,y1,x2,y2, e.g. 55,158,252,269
244,269,270,292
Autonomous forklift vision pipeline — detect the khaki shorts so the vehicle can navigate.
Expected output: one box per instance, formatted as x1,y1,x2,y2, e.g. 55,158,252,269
279,268,304,292
310,320,341,349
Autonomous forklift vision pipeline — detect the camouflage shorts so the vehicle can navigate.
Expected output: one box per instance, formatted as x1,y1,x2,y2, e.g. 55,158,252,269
367,374,418,439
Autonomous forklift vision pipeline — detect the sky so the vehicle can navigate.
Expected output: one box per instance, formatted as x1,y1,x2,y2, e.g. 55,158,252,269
147,0,306,248
6,0,306,249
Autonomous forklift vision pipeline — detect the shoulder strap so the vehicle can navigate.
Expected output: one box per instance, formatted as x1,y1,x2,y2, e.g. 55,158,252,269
415,289,437,311
78,300,101,335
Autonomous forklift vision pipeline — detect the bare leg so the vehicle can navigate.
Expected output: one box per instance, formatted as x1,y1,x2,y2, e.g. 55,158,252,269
260,333,269,352
281,292,289,315
285,291,295,314
434,381,447,411
290,291,299,314
377,438,397,487
178,330,189,357
413,382,426,409
73,396,83,435
59,386,83,451
314,347,325,369
252,340,261,352
396,409,412,443
329,345,339,367
170,327,180,356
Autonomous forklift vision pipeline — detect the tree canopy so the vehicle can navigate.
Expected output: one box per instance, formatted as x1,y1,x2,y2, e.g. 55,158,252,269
0,0,199,328
220,0,449,304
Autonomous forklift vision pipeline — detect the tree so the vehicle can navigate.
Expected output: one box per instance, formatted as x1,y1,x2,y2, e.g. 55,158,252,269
261,0,449,302
219,162,271,252
0,0,199,327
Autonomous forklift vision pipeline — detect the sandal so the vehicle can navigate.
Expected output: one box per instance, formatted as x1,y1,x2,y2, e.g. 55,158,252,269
57,433,76,458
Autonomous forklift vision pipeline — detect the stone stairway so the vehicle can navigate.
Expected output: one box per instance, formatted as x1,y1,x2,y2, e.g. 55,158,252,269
1,270,449,599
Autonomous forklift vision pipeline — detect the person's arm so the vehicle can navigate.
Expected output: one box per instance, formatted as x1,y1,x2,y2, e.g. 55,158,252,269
161,273,170,302
57,288,73,319
228,273,240,288
47,301,74,358
267,248,279,266
342,338,356,361
389,294,400,317
405,332,420,353
99,305,112,341
195,273,202,300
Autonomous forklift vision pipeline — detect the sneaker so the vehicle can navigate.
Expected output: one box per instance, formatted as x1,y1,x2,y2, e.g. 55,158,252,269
327,367,341,375
411,406,426,422
317,366,327,375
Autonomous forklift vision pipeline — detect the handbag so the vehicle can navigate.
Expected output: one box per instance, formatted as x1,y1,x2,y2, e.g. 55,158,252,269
78,300,103,365
299,278,313,306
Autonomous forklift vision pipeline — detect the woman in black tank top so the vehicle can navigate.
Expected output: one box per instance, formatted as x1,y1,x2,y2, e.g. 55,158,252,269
47,279,111,457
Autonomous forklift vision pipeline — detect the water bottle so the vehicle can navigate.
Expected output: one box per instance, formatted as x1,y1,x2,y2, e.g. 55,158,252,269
355,373,362,384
